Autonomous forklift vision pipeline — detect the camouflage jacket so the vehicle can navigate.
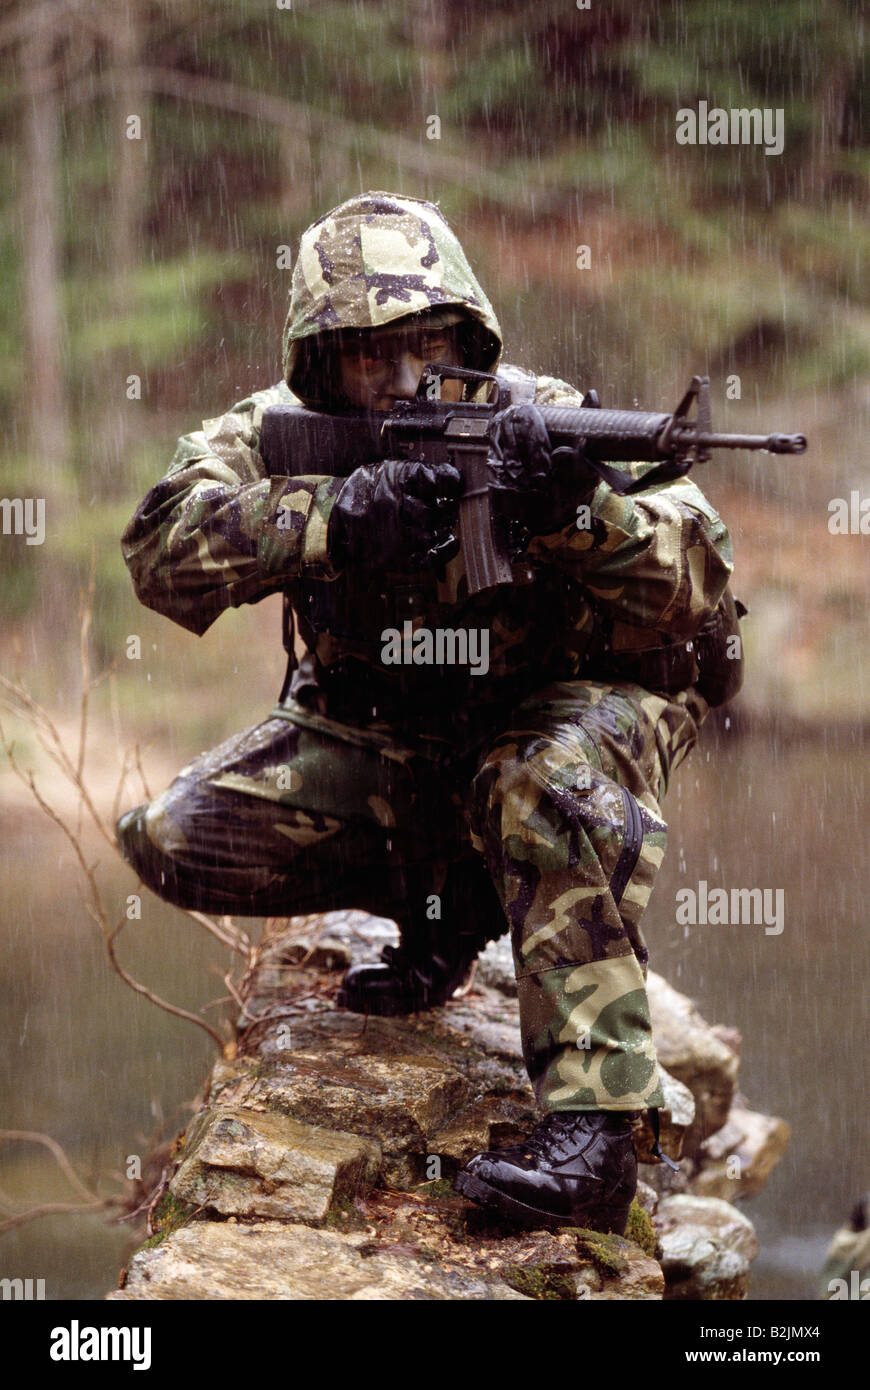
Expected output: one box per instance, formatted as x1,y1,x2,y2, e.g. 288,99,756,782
121,193,734,735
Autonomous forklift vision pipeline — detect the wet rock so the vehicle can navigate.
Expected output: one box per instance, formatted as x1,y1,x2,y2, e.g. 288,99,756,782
348,1189,664,1301
169,1107,380,1223
109,914,783,1301
427,1095,535,1172
477,934,516,996
654,1195,759,1300
209,1043,472,1189
820,1194,870,1299
110,1220,530,1301
571,1231,664,1301
647,972,739,1153
690,1103,791,1201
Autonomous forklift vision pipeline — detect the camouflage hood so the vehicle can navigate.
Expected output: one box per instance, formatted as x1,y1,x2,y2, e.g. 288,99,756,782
282,192,502,403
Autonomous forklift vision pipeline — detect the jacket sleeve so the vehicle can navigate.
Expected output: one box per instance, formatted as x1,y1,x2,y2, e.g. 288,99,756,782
526,375,734,639
120,385,346,636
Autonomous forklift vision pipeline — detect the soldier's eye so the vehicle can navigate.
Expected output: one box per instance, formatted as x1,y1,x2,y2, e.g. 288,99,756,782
360,345,390,365
368,341,402,363
420,334,452,359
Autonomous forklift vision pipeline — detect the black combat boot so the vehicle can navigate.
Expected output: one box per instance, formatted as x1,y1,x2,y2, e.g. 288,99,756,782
336,860,506,1017
336,933,480,1015
452,1110,638,1235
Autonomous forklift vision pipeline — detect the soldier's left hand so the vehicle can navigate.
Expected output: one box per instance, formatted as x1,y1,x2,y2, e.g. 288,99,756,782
488,403,586,541
489,403,553,493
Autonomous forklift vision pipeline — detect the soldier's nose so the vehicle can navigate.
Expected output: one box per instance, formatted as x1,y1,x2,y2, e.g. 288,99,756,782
388,352,423,399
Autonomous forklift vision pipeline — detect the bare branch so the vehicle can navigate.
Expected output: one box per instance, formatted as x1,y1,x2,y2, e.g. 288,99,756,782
0,1197,111,1235
1,732,228,1053
0,1129,100,1204
200,993,232,1013
0,676,115,850
115,1180,163,1225
133,743,152,802
76,559,95,787
222,970,248,1015
93,903,229,1052
49,62,556,209
111,745,135,836
221,914,251,955
183,908,250,957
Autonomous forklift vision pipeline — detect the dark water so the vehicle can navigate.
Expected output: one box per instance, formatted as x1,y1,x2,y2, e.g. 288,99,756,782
0,724,866,1300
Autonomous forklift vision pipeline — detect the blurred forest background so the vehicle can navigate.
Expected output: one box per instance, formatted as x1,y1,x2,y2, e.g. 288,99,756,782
1,0,869,1300
2,0,869,728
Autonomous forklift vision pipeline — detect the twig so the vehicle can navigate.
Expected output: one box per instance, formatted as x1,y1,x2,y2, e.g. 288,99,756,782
115,1186,160,1224
0,1198,110,1235
111,744,135,834
183,908,250,957
0,1126,113,1234
0,679,114,849
221,913,251,954
1,735,227,1052
0,1129,100,1204
145,1174,168,1236
133,743,152,802
200,994,232,1013
222,970,247,1014
76,558,94,789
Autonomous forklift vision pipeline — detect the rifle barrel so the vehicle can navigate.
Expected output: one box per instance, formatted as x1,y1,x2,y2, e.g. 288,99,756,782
539,405,806,459
682,430,807,454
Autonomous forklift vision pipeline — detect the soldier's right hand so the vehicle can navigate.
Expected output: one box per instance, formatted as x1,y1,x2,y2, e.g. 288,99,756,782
328,459,462,573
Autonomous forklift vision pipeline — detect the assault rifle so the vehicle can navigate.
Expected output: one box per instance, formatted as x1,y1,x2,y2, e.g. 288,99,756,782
260,367,806,596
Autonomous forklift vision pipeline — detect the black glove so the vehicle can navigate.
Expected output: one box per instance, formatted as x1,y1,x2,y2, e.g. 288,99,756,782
328,458,462,574
488,402,591,546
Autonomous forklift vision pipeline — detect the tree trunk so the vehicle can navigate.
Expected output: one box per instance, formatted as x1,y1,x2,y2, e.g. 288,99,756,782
97,0,147,486
20,14,70,480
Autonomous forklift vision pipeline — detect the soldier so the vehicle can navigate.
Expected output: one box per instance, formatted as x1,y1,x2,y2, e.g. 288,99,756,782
117,191,739,1236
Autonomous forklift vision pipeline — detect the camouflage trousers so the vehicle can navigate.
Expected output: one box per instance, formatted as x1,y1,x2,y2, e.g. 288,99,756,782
116,680,708,1113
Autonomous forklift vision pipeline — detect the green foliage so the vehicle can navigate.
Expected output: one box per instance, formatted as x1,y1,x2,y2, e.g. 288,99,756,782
441,47,539,129
1,0,868,640
67,252,251,369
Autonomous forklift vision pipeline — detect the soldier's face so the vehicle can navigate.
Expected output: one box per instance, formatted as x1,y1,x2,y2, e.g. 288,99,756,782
338,323,464,410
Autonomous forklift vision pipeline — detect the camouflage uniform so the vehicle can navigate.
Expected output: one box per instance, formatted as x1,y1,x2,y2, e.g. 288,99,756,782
118,193,733,1114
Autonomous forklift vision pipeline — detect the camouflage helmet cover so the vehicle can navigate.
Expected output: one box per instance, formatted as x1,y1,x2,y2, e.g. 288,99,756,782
282,192,502,401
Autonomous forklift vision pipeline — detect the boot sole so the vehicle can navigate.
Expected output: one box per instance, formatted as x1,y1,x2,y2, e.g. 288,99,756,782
453,1169,631,1237
335,979,469,1017
335,985,450,1017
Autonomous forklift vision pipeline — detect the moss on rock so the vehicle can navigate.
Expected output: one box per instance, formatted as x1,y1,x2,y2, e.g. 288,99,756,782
624,1200,657,1257
571,1228,630,1278
138,1191,199,1251
503,1263,577,1301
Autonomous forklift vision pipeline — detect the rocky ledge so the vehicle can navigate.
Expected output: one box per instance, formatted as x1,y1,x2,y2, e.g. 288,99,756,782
109,913,789,1302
